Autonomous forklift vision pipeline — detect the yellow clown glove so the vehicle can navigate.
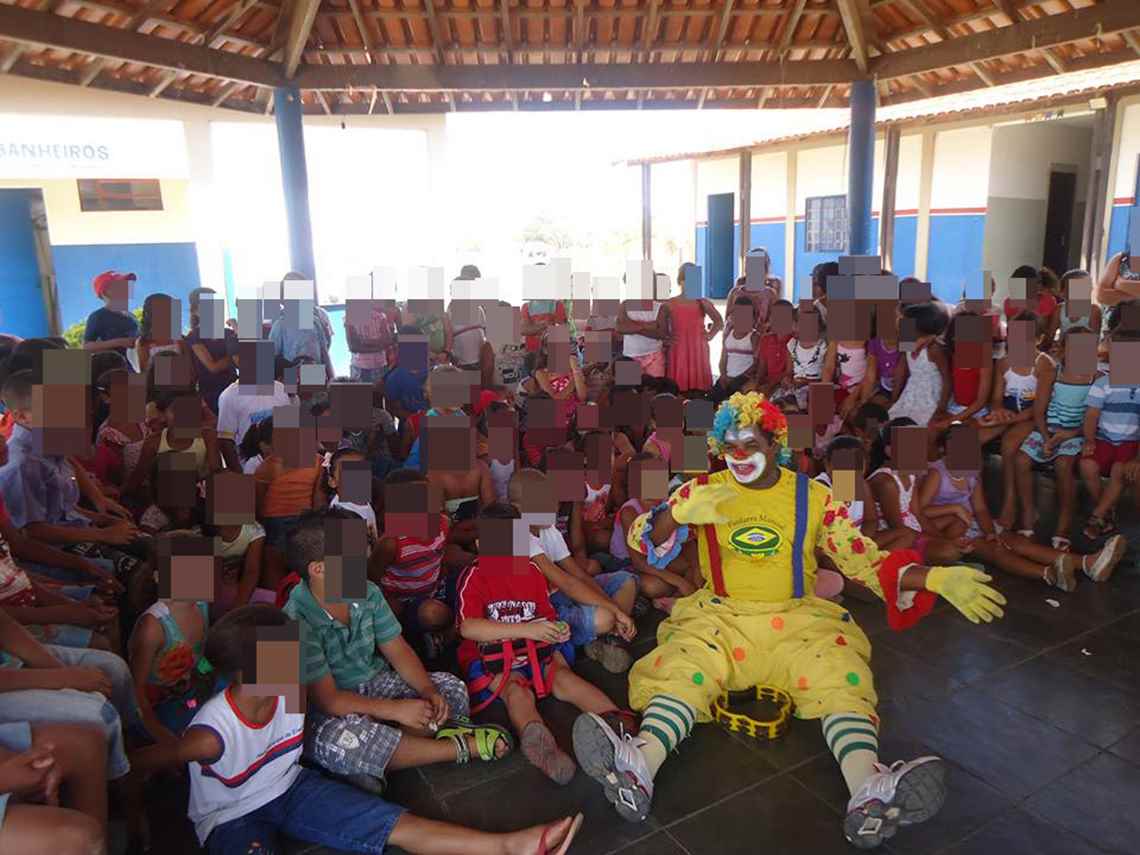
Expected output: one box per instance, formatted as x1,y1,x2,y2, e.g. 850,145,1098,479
925,566,1007,624
668,483,738,526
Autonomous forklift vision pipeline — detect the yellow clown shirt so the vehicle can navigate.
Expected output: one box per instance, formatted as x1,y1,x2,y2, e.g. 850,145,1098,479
628,467,890,603
625,467,917,722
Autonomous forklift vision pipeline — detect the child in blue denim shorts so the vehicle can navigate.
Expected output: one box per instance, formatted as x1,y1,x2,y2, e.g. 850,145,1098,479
129,604,583,855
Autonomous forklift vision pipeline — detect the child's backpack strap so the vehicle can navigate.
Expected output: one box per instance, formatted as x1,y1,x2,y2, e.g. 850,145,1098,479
792,472,809,599
696,473,728,597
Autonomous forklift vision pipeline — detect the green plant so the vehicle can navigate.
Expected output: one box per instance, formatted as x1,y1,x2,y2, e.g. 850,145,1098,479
62,307,143,348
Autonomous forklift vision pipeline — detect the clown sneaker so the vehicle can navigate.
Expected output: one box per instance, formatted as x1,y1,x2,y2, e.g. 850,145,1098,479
844,756,947,849
572,713,653,822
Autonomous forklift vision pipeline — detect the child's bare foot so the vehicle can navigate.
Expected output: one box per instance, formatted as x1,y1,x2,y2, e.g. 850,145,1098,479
503,813,583,855
1083,534,1127,583
521,721,576,785
651,597,676,614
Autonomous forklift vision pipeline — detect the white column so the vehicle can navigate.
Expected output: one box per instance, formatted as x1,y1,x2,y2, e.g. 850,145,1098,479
183,118,226,304
784,149,797,300
914,129,936,282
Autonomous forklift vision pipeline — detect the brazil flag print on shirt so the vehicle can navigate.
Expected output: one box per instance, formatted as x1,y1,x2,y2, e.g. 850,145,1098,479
689,468,832,603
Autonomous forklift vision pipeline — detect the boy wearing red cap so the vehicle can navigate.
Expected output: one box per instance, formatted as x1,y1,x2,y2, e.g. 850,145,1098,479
84,272,139,360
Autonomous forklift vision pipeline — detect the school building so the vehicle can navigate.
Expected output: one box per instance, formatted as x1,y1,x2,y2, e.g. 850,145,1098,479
635,61,1140,304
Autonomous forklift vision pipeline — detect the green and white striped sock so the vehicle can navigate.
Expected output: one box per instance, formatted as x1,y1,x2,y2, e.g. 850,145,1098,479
637,695,697,778
822,713,879,795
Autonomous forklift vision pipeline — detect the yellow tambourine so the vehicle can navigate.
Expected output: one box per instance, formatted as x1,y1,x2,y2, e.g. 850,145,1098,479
712,684,794,741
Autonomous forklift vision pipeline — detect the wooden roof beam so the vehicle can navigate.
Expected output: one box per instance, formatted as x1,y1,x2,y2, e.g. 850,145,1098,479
294,57,861,90
835,0,872,75
871,0,1140,80
1124,30,1140,57
345,0,375,59
970,61,995,86
697,0,737,113
0,3,283,86
283,0,322,78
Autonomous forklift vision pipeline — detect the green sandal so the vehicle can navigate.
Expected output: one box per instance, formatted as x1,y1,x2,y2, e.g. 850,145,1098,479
436,719,515,763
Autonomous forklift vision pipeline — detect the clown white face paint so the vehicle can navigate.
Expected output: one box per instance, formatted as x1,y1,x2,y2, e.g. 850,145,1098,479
724,426,767,484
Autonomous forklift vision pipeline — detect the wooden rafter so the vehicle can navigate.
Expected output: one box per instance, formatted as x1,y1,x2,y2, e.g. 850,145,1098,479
835,0,871,75
499,0,513,64
283,0,322,78
0,3,282,86
778,0,809,55
697,0,737,109
421,0,447,65
872,0,1139,80
79,0,174,87
1124,30,1140,57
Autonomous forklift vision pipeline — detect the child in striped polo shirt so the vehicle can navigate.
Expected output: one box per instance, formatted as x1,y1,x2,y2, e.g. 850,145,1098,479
129,604,583,855
283,509,512,795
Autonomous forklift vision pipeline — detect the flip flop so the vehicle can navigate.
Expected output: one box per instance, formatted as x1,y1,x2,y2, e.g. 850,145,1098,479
1051,536,1071,552
537,813,584,855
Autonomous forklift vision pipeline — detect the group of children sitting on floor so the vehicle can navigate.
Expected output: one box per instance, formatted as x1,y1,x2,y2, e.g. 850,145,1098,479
0,253,1137,855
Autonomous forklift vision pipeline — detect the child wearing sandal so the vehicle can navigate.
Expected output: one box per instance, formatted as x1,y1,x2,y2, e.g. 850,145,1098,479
916,424,1124,592
128,604,583,855
1015,326,1097,551
1078,329,1140,539
282,509,512,795
457,503,631,786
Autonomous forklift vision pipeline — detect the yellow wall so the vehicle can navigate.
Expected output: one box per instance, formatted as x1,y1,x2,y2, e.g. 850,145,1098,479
0,177,195,246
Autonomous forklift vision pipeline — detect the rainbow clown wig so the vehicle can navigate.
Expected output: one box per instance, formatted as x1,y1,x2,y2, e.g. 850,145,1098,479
708,392,789,458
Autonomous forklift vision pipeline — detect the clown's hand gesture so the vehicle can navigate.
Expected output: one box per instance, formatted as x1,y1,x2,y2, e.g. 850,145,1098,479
924,566,1007,624
668,482,738,526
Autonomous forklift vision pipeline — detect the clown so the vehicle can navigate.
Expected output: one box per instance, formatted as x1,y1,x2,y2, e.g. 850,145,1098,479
572,392,1007,849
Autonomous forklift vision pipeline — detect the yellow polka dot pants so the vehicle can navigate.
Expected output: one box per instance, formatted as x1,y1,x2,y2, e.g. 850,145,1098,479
629,589,878,722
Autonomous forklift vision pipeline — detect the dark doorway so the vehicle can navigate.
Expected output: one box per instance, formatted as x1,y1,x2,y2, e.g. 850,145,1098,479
1042,170,1077,274
706,192,735,299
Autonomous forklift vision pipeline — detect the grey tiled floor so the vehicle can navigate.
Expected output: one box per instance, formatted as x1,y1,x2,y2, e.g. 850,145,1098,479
147,462,1140,854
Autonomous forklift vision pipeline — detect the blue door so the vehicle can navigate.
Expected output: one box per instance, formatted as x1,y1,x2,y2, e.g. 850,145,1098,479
706,192,735,299
0,190,51,338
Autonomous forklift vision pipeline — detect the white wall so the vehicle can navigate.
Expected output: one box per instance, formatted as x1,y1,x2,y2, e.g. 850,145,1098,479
1112,101,1140,202
749,150,787,221
983,119,1093,292
696,156,740,221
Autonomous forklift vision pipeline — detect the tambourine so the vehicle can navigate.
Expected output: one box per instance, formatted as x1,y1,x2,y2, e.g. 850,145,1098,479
712,684,794,741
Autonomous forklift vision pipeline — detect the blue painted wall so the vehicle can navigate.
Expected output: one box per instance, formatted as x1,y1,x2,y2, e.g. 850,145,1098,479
893,216,917,280
925,214,985,304
701,213,917,301
1107,204,1131,258
52,242,202,330
0,189,51,338
749,222,785,290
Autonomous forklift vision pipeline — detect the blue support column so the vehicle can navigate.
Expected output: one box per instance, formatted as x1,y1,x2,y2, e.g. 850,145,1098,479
274,86,317,282
847,79,877,256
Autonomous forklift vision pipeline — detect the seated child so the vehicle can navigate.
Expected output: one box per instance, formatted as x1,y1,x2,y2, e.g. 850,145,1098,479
371,469,456,646
867,417,964,564
0,371,151,596
210,517,269,614
777,302,827,412
1079,328,1140,538
888,301,950,427
917,423,1124,592
326,447,379,547
0,608,141,791
129,604,583,855
757,299,795,403
619,454,702,611
985,310,1053,532
457,502,630,785
128,532,222,745
509,470,636,675
1016,325,1096,550
284,509,511,793
868,304,901,407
